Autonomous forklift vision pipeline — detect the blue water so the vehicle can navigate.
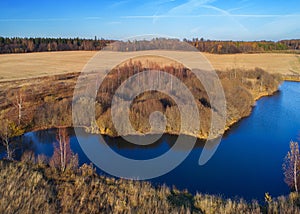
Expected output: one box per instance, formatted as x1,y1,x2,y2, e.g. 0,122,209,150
7,81,300,201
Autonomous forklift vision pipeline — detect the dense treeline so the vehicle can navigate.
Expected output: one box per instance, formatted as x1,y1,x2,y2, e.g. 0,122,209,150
187,39,297,54
103,38,300,54
0,37,299,54
280,39,300,50
0,37,114,54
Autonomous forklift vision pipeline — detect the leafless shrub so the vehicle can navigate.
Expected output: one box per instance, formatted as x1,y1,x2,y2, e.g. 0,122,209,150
21,150,35,164
37,154,48,166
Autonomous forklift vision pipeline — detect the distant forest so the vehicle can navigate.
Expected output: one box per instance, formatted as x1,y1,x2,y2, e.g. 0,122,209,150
0,37,115,54
0,36,299,54
188,38,300,54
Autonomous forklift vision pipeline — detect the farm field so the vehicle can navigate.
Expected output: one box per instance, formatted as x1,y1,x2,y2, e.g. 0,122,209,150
0,51,299,81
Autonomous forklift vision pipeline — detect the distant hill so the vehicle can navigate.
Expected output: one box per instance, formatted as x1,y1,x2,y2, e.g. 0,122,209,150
0,37,299,54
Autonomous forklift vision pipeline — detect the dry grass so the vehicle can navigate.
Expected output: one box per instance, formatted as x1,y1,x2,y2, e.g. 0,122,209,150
204,53,300,75
116,55,184,68
0,160,57,213
0,51,96,81
1,159,300,214
0,51,299,81
0,160,194,213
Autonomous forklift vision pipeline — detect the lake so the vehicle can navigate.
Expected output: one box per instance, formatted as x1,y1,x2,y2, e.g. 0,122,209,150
5,81,300,202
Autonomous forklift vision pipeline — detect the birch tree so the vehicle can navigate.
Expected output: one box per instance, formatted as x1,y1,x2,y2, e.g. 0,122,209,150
0,119,24,160
15,92,24,126
10,89,28,126
50,127,78,172
283,141,300,192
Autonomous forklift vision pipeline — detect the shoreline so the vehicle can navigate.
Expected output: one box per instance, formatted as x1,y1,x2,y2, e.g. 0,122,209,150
0,67,297,141
22,80,287,141
1,159,299,213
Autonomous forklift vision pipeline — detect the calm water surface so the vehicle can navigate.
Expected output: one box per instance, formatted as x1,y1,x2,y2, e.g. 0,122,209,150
8,81,300,201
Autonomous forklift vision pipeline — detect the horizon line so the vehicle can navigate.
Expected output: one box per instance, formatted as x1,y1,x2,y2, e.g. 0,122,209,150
0,36,299,42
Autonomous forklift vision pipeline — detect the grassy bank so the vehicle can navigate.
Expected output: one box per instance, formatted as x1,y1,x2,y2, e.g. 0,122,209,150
0,159,300,214
283,75,300,82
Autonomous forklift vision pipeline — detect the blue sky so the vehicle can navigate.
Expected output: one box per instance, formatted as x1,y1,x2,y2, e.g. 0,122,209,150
0,0,299,40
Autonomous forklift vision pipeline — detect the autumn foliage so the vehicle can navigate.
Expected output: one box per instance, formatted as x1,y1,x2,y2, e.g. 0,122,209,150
1,37,299,54
0,37,114,54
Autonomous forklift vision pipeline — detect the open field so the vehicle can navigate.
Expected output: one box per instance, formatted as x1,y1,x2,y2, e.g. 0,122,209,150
206,53,300,75
0,51,299,81
0,51,96,81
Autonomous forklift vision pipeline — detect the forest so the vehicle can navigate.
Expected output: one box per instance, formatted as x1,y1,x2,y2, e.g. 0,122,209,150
0,37,115,54
187,38,300,54
0,37,299,54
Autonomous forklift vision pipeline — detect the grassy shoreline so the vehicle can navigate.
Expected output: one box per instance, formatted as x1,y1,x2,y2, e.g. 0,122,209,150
0,60,285,140
0,158,300,213
0,159,299,213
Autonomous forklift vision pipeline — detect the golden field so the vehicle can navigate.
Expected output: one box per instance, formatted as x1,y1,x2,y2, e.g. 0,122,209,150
0,51,299,81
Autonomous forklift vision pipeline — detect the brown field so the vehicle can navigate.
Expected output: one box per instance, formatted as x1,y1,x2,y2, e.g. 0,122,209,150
0,51,96,81
205,53,300,75
0,51,299,81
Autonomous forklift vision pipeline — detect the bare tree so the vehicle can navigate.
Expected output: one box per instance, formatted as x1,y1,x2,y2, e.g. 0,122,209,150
0,119,23,160
283,141,300,192
9,89,28,126
260,76,264,92
15,92,24,126
0,120,13,160
50,127,78,172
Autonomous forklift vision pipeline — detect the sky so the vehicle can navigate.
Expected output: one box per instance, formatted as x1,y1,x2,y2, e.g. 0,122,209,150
0,0,299,41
